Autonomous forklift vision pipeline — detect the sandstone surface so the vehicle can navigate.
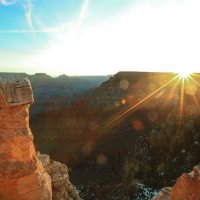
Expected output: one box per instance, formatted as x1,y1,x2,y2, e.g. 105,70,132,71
0,78,52,200
152,164,200,200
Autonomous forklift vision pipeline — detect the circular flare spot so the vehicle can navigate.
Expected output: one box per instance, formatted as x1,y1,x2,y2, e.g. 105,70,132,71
148,111,158,122
96,154,108,166
132,120,144,132
114,101,120,107
82,141,95,156
119,80,129,90
121,99,126,105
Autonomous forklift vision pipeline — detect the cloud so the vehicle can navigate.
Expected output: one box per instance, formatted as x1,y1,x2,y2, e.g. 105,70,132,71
0,0,34,31
0,0,15,6
29,0,200,75
0,0,90,34
77,0,90,29
22,0,34,31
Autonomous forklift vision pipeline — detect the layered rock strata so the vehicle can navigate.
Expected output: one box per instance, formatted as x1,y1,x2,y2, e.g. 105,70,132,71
0,78,52,200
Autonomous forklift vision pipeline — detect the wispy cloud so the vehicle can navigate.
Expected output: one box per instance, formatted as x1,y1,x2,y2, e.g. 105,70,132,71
28,0,200,75
0,0,91,34
0,0,16,6
0,0,34,31
77,0,91,29
22,0,34,31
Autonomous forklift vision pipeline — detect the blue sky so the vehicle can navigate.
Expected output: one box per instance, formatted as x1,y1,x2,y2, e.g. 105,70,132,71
0,0,200,75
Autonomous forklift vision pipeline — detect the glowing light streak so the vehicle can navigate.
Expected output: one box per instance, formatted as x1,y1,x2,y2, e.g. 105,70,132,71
178,77,185,130
186,76,200,112
103,75,179,129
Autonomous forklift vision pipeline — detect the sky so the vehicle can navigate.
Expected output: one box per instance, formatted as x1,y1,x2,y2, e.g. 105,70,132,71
0,0,200,76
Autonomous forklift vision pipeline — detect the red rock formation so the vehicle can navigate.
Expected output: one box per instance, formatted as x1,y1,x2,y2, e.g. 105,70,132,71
171,165,200,200
0,78,52,200
152,164,200,200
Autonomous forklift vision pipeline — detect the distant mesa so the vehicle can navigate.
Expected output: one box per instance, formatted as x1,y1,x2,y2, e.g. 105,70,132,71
57,74,69,79
33,73,52,79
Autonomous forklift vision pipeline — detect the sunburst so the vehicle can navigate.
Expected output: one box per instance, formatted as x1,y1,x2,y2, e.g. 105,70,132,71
177,71,192,79
103,72,200,133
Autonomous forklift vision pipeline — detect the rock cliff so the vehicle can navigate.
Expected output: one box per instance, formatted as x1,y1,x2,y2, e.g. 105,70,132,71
0,77,80,200
37,152,80,200
0,77,52,200
152,164,200,200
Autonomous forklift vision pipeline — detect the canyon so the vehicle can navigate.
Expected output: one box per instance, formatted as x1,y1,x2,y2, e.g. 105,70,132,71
30,72,200,199
0,73,109,116
1,72,200,199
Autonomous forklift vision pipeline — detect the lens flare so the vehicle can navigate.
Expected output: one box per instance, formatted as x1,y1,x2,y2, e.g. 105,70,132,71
178,71,191,79
103,72,200,138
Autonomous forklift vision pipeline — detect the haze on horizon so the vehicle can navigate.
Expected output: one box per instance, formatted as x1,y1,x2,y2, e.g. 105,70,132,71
0,0,200,76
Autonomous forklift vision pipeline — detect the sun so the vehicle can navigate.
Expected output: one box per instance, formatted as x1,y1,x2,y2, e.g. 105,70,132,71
177,71,192,79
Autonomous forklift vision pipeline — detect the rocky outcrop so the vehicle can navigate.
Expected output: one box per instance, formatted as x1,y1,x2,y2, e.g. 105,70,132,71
151,187,171,200
152,164,200,200
171,164,200,199
0,78,52,199
37,152,80,200
0,77,81,200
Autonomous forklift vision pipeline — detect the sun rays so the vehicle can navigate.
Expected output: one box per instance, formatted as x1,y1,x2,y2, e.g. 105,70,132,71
178,72,192,79
103,72,200,133
178,74,185,129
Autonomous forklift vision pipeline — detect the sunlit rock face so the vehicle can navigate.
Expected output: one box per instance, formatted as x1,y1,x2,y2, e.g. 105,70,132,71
152,164,200,200
0,78,52,200
171,164,200,199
